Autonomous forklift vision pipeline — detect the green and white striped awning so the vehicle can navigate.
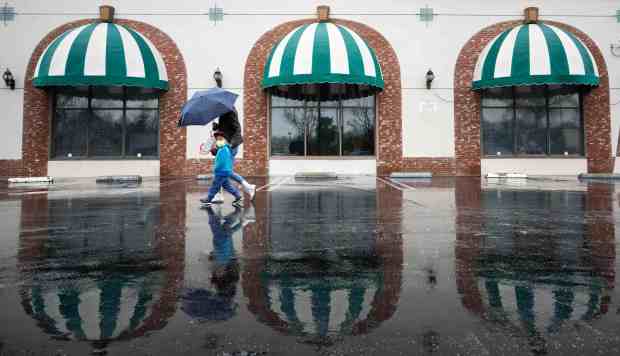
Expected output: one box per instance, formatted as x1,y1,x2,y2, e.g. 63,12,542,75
262,22,384,99
473,23,599,90
33,22,168,90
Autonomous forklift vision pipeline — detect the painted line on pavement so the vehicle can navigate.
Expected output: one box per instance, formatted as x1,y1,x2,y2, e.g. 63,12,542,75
377,177,406,191
267,176,293,191
256,177,288,192
387,177,416,190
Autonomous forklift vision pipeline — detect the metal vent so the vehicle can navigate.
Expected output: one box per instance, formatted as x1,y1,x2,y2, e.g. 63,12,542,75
1,2,15,26
209,4,224,24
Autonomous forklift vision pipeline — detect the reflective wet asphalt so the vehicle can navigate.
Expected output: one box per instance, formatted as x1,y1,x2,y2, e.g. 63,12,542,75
0,176,619,355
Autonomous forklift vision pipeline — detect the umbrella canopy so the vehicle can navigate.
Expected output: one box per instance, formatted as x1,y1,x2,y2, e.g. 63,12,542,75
178,87,238,127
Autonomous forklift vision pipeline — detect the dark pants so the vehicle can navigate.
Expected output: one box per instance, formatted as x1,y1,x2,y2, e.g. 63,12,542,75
207,175,241,202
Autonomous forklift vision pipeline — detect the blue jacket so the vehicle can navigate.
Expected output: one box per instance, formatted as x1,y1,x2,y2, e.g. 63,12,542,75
214,144,234,177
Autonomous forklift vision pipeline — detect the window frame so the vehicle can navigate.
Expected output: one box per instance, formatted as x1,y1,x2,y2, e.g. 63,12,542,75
50,86,160,160
480,85,585,158
268,94,377,159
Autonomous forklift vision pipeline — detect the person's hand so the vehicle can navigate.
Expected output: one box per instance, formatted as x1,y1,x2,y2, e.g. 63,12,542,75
212,122,219,131
210,143,218,156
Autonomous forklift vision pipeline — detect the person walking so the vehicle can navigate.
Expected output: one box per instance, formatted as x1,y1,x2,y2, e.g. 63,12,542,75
200,131,243,207
211,110,256,202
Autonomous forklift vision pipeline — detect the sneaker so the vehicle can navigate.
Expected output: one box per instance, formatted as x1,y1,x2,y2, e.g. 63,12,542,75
232,196,243,207
247,184,257,201
211,192,225,203
200,200,215,207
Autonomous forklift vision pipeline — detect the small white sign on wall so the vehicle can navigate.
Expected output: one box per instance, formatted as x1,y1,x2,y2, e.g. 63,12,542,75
419,101,438,113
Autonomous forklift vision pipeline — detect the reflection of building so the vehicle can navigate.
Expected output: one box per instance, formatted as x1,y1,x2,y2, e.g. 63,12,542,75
242,181,403,343
455,180,615,353
17,184,185,350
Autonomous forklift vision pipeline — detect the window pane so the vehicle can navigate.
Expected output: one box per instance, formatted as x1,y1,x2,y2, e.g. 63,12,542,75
342,107,375,156
52,110,88,157
270,108,306,156
89,110,123,156
126,87,159,109
126,110,158,156
482,87,513,107
308,108,339,155
342,96,375,108
515,86,546,107
271,96,313,107
548,85,579,108
91,86,124,108
482,108,513,156
55,87,89,108
550,109,582,155
516,107,547,154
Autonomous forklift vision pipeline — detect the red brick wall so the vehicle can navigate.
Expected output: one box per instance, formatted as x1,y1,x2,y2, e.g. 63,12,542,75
20,18,187,177
454,20,613,176
0,159,24,177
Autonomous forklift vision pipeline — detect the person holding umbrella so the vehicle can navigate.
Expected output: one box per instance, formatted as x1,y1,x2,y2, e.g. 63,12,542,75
210,110,256,202
178,87,256,203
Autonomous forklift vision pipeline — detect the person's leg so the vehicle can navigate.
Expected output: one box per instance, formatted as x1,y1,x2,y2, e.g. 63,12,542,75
201,176,225,203
221,177,242,206
229,147,256,200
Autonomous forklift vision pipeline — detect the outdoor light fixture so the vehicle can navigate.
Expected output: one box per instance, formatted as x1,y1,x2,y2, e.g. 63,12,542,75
611,42,620,57
3,68,15,90
425,69,435,89
214,68,223,88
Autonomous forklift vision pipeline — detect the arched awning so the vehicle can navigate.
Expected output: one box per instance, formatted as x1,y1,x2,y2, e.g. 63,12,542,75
33,22,168,90
472,23,599,90
262,22,384,100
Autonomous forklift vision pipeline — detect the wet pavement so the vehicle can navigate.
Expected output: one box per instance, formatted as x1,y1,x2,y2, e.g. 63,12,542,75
0,176,619,355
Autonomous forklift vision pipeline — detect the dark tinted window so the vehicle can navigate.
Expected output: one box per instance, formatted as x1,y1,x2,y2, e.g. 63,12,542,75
481,86,583,156
52,86,160,158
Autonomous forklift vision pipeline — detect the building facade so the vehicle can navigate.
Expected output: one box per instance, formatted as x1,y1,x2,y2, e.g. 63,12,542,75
0,0,618,177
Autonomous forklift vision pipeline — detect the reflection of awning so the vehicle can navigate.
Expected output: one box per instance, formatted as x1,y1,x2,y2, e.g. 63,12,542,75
472,23,599,90
262,22,384,100
33,22,168,90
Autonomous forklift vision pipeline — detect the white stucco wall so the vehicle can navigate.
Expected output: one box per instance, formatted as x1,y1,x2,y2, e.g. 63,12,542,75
0,0,618,174
0,89,22,159
48,160,160,178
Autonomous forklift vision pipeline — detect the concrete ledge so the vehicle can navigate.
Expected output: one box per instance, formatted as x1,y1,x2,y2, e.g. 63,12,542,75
96,175,142,184
578,173,620,180
390,172,432,178
294,172,338,181
486,172,528,179
8,176,54,185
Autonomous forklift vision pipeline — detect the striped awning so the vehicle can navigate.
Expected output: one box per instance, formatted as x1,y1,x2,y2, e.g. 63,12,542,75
33,22,168,90
473,23,599,90
262,22,384,99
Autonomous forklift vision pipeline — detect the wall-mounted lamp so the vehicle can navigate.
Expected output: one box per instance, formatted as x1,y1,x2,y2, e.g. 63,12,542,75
3,69,15,90
611,43,620,57
213,67,223,88
425,69,435,90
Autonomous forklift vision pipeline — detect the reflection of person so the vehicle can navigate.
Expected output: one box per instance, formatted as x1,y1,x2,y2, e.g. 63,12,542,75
211,110,256,202
181,206,244,322
200,132,242,207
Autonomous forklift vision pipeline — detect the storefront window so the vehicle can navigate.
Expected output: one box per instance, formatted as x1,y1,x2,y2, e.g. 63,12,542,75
481,85,583,156
270,95,375,156
52,86,159,159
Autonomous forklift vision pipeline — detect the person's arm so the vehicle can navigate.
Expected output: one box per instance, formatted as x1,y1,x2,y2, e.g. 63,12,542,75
229,114,243,148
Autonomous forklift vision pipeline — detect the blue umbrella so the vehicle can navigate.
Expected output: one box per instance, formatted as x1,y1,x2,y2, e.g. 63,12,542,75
178,87,238,127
